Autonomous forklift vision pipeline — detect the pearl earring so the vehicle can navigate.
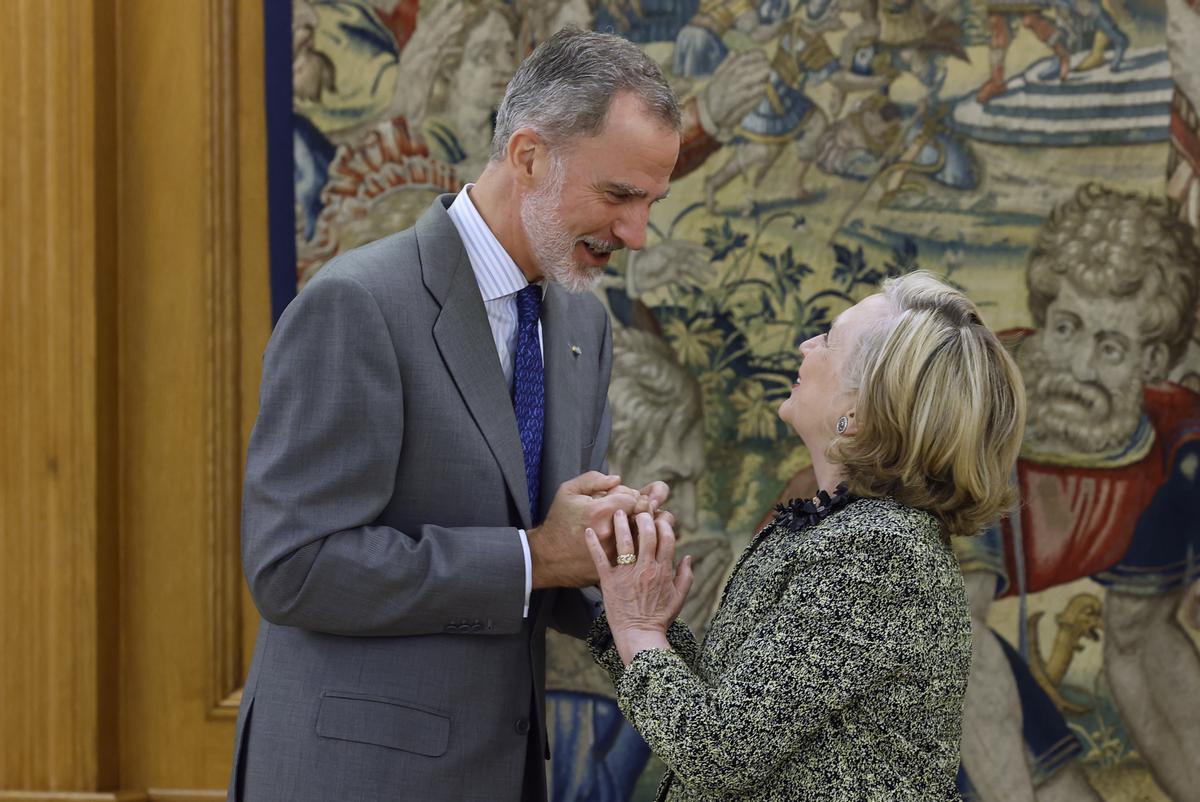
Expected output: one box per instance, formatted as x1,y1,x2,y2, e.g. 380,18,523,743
836,416,849,434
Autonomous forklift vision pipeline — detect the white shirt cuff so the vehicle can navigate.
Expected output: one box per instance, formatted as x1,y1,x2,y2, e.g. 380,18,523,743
518,528,532,618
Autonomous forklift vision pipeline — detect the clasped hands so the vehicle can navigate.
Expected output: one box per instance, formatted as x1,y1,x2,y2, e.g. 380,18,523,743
527,471,694,666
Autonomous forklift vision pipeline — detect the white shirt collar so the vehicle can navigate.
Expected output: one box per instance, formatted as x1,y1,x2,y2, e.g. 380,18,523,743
446,184,538,301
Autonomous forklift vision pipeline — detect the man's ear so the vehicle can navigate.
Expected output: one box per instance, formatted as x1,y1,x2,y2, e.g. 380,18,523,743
505,128,543,187
1142,342,1169,383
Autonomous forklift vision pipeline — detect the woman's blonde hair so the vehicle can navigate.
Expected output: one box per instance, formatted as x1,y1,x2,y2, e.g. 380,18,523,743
830,271,1026,537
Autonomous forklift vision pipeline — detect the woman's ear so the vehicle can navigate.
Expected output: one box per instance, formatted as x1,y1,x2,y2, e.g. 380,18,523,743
842,409,858,436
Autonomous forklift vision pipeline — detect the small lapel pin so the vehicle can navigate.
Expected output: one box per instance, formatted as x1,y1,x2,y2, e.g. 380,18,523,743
570,344,582,358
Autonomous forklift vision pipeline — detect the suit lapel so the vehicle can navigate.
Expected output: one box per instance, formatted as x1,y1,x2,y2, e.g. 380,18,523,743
528,286,584,634
417,198,532,529
539,284,582,517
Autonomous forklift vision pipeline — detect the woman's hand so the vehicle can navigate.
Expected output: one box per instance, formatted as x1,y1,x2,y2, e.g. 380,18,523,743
585,508,694,665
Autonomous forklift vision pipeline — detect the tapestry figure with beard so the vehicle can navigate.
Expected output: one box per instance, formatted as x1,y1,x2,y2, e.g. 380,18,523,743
954,183,1200,802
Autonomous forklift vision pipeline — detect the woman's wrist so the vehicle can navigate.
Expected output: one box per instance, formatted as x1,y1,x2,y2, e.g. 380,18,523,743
614,626,671,666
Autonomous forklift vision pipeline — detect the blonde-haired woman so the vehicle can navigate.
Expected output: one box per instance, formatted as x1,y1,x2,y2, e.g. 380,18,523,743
583,271,1026,801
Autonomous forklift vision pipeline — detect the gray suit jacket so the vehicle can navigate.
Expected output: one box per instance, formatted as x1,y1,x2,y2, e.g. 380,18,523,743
230,196,613,802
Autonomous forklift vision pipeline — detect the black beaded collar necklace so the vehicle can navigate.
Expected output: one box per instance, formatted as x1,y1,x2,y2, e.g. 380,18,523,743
772,482,854,532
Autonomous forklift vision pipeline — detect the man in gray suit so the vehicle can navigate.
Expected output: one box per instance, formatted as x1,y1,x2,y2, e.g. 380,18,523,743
230,27,683,802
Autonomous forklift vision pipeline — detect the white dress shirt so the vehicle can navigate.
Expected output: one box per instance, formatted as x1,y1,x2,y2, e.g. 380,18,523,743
446,184,539,617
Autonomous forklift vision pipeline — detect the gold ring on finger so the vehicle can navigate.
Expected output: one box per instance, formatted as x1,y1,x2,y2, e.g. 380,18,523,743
616,553,637,566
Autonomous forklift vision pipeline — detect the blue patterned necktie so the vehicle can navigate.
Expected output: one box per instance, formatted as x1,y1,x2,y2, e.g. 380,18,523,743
513,283,544,522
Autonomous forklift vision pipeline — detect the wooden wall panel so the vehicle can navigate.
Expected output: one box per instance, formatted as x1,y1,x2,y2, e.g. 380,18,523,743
115,0,219,780
1,0,268,796
0,0,118,793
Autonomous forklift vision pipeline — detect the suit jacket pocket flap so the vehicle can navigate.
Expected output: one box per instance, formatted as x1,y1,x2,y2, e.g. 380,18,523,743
316,691,450,756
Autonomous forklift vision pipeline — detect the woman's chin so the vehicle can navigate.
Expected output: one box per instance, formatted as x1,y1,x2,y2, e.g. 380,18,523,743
777,405,807,441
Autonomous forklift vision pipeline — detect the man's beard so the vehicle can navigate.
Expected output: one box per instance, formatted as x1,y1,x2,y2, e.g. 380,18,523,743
519,157,612,294
1020,334,1145,454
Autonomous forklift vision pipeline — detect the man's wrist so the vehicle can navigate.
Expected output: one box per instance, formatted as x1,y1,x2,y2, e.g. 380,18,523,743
527,525,551,589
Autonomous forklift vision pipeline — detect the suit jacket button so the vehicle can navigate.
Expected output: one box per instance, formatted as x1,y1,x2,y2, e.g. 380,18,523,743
514,718,531,735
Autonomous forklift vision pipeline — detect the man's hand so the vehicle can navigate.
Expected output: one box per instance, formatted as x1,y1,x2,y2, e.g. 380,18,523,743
637,480,669,508
637,481,675,529
589,480,674,524
528,472,644,589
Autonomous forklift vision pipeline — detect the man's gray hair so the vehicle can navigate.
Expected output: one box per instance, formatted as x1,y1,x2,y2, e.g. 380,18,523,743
490,26,681,160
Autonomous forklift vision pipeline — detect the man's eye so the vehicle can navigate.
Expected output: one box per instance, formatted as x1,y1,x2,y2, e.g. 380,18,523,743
1055,321,1075,337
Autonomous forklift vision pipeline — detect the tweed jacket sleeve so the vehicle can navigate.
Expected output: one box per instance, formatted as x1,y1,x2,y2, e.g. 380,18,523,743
608,519,918,797
588,614,701,686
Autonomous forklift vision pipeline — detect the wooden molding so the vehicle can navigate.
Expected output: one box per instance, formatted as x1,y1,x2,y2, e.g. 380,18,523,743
0,794,147,802
0,791,224,802
202,0,246,719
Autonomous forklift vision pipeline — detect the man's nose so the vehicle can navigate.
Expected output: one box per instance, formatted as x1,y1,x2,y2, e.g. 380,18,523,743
613,204,651,251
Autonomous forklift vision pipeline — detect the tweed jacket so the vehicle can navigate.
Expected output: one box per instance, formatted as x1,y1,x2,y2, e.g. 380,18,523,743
590,496,971,801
